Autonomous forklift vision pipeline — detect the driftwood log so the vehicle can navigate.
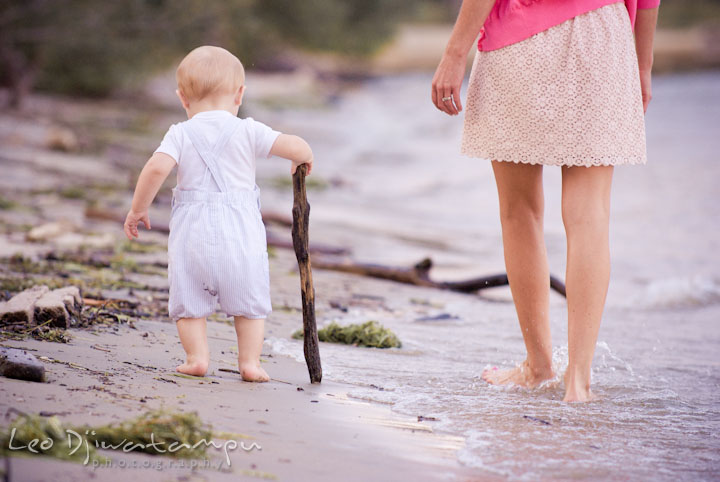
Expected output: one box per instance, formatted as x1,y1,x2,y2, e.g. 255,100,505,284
86,206,348,256
291,164,322,383
312,257,567,297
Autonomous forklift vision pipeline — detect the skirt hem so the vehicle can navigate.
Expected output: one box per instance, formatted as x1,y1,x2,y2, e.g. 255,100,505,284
460,150,647,167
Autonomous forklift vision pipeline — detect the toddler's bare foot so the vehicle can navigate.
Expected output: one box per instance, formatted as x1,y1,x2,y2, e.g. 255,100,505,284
176,358,208,377
482,361,555,388
239,360,269,382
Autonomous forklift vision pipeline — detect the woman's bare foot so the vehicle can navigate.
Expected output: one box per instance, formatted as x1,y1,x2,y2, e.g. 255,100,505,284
239,360,269,382
177,358,209,377
563,389,597,403
563,369,596,402
482,360,555,388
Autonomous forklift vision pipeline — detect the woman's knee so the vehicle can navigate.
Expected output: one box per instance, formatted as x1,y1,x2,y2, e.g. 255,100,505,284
499,195,544,228
561,166,613,231
493,162,544,228
561,200,610,233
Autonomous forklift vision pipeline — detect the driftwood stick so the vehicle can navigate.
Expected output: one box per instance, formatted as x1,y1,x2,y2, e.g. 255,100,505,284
261,211,293,228
549,275,567,297
85,206,348,255
312,258,436,287
291,164,322,383
266,233,349,256
313,257,567,298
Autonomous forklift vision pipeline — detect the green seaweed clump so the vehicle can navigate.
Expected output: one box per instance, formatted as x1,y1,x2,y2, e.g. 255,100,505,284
116,239,165,254
59,187,86,200
0,410,213,464
88,409,213,458
31,326,72,343
0,413,106,464
293,320,401,348
0,196,16,210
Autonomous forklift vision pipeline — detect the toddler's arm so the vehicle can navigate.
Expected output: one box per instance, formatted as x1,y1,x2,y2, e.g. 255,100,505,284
123,152,176,240
269,134,314,175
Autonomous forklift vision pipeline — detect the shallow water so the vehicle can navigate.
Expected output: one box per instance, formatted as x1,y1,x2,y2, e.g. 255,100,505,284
257,71,720,480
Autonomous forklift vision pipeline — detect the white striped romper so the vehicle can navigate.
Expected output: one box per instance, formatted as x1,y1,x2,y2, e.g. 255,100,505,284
156,111,279,321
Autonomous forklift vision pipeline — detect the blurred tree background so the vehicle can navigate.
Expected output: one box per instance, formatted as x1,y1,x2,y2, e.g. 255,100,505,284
0,0,456,107
0,0,717,107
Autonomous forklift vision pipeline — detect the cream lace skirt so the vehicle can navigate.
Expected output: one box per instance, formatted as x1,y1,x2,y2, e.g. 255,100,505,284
461,2,647,167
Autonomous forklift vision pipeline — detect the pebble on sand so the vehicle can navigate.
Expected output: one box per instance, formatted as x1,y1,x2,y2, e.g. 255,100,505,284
0,347,46,382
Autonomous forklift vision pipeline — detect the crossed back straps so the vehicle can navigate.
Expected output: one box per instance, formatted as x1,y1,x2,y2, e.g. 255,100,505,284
183,119,241,192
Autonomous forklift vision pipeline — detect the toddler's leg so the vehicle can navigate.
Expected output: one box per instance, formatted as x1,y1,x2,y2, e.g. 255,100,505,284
234,316,269,382
176,317,210,376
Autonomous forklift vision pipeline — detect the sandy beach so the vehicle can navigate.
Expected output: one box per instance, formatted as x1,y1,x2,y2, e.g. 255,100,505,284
1,292,469,481
1,47,719,479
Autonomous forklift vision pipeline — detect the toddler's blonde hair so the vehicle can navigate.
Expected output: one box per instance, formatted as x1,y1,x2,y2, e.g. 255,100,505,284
176,46,245,102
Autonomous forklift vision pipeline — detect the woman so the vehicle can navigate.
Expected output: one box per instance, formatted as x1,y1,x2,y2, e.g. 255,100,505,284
432,0,659,402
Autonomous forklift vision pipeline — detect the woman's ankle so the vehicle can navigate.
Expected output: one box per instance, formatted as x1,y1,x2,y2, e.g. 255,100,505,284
526,356,554,378
564,364,591,392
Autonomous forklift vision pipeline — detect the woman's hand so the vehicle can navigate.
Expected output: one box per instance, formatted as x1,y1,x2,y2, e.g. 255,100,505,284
639,68,652,113
430,0,496,116
432,53,466,116
634,7,658,114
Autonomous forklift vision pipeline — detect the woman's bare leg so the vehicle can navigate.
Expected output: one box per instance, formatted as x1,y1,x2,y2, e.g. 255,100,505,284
482,161,555,387
176,317,210,376
560,165,613,402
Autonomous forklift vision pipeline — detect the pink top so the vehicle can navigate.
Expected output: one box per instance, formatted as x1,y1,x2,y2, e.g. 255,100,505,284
478,0,661,52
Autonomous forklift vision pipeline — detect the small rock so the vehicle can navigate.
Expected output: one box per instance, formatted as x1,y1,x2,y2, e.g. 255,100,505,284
329,300,349,312
0,285,50,328
46,126,79,152
417,415,439,422
26,221,74,242
54,232,115,250
0,347,46,382
27,222,115,250
34,286,83,328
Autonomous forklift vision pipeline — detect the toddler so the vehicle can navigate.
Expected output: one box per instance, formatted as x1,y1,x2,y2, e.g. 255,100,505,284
124,45,313,382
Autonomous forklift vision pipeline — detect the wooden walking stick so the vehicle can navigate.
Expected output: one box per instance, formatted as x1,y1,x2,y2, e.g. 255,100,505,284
291,164,322,383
